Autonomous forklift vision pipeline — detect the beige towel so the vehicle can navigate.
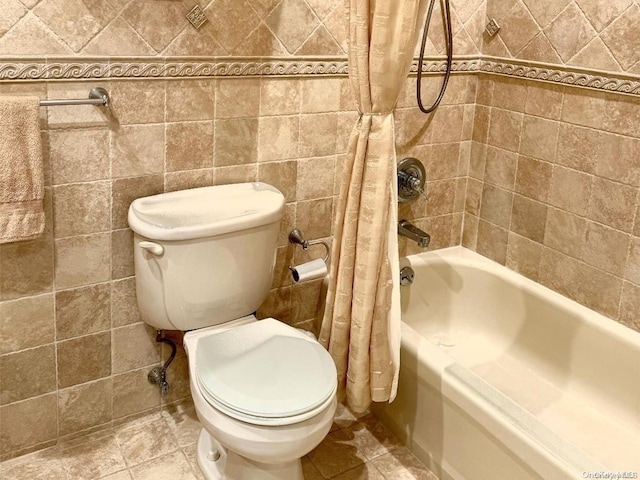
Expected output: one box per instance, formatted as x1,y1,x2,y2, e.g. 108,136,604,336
0,96,45,244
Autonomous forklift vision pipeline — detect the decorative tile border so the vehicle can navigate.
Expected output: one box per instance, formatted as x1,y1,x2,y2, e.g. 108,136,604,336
410,57,481,74
1,56,639,96
480,56,640,96
0,58,350,81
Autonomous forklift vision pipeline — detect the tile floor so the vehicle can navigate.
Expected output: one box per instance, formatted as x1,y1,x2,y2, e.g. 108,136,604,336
0,401,439,480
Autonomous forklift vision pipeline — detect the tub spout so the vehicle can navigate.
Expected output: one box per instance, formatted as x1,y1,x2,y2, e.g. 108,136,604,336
398,220,430,248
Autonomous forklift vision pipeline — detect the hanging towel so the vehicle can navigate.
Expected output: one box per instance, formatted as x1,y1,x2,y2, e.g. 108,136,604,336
0,96,45,244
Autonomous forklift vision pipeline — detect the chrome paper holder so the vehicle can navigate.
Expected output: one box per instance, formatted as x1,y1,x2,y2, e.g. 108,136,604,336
288,229,330,262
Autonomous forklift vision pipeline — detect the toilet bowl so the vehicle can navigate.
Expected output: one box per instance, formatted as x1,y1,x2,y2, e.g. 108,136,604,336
127,183,337,479
184,316,337,480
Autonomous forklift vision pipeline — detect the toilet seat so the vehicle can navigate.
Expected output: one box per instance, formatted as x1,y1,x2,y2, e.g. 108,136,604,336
194,318,337,426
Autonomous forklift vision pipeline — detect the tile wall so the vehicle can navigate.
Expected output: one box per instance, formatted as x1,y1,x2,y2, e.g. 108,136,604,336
461,0,640,331
0,0,488,58
464,76,640,333
0,0,347,56
0,73,473,459
483,0,640,73
2,0,639,467
0,0,485,460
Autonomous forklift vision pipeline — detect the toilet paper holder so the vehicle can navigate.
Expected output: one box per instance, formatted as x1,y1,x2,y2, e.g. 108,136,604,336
288,229,330,263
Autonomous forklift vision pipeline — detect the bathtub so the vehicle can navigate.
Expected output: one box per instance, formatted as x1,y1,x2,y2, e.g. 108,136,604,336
374,246,640,480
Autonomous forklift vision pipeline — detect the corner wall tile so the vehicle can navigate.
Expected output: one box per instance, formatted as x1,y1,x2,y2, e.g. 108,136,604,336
112,229,134,280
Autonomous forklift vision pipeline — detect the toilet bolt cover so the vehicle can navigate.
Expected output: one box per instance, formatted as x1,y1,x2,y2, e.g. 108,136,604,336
195,318,337,419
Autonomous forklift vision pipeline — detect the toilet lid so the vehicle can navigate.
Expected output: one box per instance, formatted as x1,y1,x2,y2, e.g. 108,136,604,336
195,318,337,422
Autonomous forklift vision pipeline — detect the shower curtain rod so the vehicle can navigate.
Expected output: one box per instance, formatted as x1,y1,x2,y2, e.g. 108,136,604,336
39,87,109,107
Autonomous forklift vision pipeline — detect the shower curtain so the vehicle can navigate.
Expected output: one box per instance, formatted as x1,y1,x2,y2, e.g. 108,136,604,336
318,0,421,412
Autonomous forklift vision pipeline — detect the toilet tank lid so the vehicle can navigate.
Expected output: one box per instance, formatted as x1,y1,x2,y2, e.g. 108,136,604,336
128,183,285,241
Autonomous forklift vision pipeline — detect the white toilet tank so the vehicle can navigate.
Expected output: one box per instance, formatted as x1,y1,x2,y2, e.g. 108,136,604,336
128,183,285,331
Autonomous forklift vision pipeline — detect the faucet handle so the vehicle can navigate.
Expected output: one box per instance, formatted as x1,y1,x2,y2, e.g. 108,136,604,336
398,157,426,203
400,171,425,195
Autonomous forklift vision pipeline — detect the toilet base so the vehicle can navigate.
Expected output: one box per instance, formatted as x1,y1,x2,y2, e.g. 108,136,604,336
196,429,304,480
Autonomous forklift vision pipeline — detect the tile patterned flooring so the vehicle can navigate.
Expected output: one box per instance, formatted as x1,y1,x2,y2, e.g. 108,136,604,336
0,402,439,480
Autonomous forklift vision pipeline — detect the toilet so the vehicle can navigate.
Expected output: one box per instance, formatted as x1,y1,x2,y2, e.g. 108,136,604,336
127,182,337,480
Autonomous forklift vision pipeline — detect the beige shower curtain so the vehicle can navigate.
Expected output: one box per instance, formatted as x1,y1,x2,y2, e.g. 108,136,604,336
319,0,421,412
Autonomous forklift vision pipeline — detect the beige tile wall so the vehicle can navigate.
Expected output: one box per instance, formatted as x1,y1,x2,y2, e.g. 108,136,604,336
419,0,486,57
0,72,474,459
3,0,640,465
396,75,478,255
483,0,640,74
0,0,347,56
463,75,640,331
0,0,488,58
0,0,487,461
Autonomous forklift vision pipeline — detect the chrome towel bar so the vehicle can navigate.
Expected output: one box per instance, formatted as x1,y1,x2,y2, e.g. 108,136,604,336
40,87,109,107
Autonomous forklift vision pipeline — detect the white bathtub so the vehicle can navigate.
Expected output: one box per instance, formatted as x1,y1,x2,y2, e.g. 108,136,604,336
374,247,640,480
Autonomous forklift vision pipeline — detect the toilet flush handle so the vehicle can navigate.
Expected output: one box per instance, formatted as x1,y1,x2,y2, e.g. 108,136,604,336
139,241,164,256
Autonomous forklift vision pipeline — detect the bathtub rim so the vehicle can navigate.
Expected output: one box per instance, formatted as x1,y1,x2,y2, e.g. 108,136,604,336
391,245,633,478
397,317,607,479
400,246,640,352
